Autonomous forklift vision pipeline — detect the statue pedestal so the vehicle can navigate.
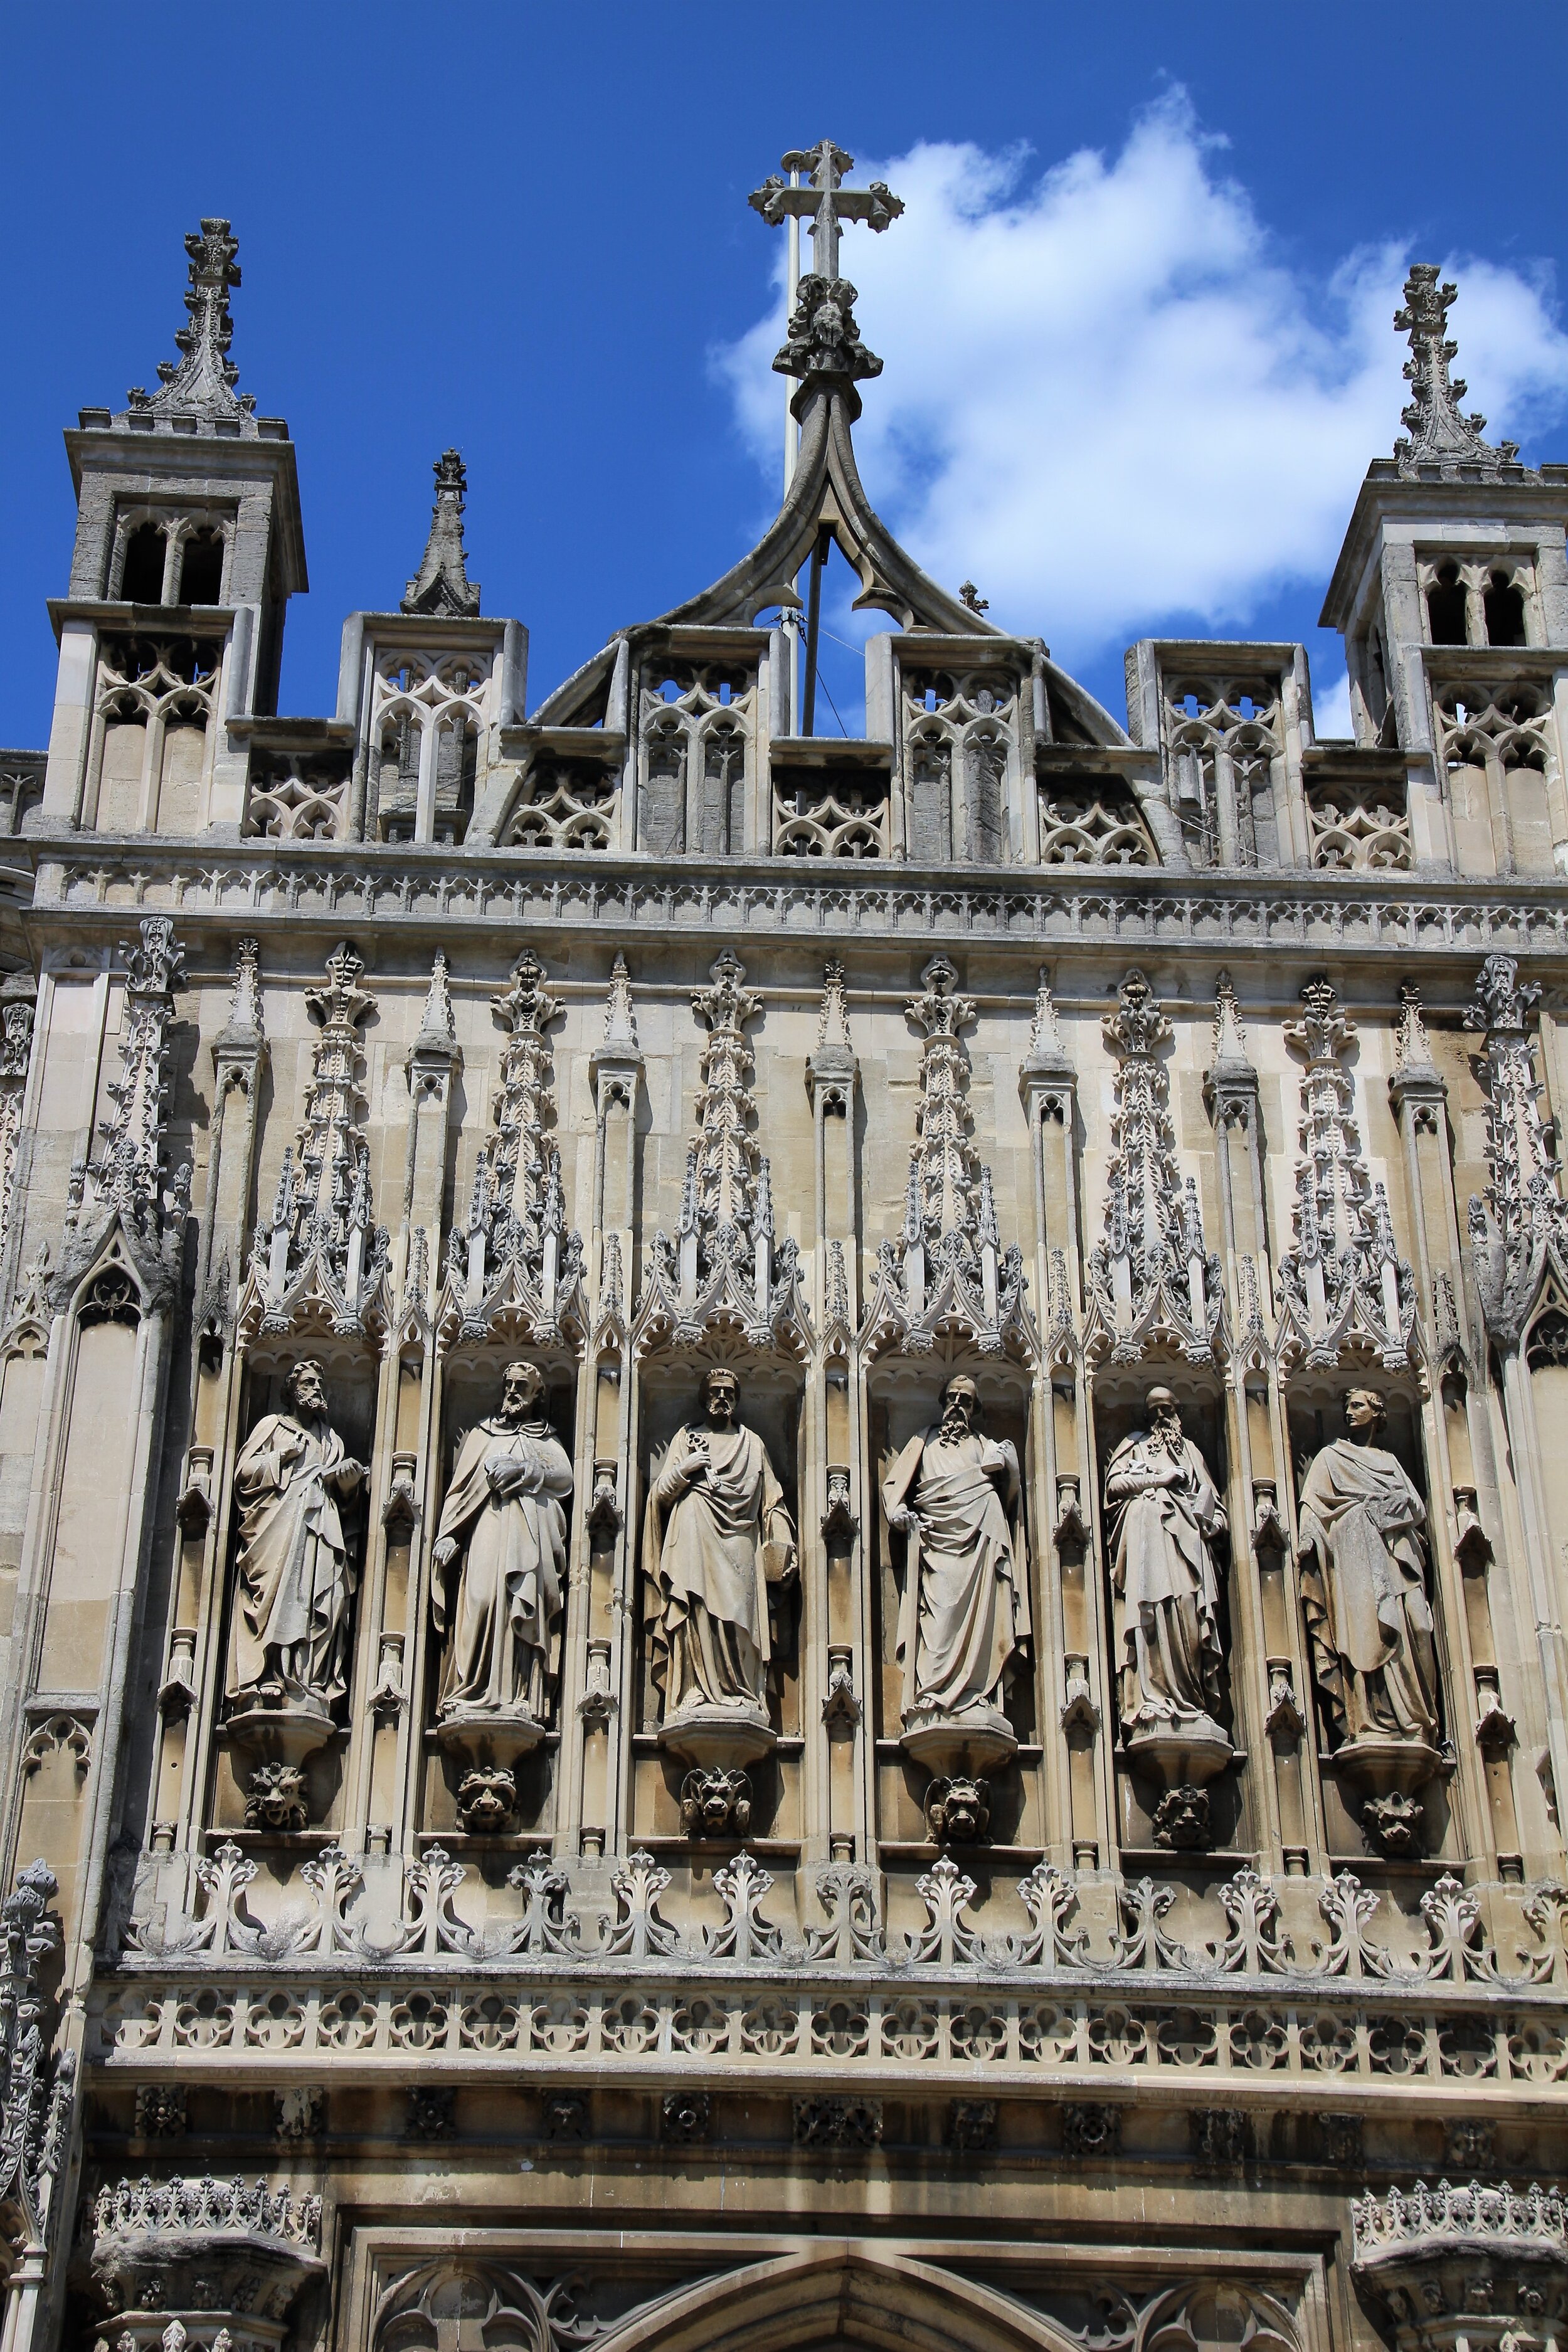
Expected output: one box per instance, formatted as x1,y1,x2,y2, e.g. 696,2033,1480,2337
226,1697,336,1773
902,1708,1017,1846
225,1697,336,1833
1125,1714,1232,1852
437,1705,547,1834
1333,1732,1440,1857
901,1706,1017,1779
659,1703,775,1840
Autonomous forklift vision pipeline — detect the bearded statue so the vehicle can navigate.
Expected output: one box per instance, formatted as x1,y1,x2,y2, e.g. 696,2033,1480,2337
882,1374,1029,1771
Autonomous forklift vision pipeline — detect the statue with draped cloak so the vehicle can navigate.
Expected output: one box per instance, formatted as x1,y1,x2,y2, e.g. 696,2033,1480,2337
432,1360,574,1724
881,1374,1029,1733
1104,1387,1229,1742
1298,1387,1439,1749
227,1359,365,1712
644,1367,797,1723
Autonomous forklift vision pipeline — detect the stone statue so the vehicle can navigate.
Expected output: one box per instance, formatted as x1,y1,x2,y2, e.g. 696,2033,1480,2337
881,1374,1029,1750
432,1360,573,1725
1298,1387,1439,1749
227,1359,365,1714
644,1368,797,1725
1104,1387,1228,1743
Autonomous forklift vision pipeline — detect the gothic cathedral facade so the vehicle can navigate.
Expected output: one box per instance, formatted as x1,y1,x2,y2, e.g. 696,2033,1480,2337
0,144,1566,2352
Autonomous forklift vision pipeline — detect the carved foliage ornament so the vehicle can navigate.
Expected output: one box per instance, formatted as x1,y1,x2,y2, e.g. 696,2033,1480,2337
59,917,189,1308
1086,970,1219,1365
245,941,388,1338
1465,954,1568,1347
635,950,807,1353
439,948,585,1348
1276,977,1416,1372
862,955,1030,1358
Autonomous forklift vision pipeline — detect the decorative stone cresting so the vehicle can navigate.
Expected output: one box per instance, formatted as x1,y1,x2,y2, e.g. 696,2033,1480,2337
89,2176,324,2352
1352,2180,1568,2352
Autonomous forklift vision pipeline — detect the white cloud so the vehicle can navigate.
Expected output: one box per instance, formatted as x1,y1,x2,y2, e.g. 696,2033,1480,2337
718,96,1568,682
1313,672,1353,741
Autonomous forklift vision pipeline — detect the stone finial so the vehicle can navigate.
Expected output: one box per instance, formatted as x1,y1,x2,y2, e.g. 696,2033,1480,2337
402,450,482,618
1209,970,1250,1073
958,581,989,615
1028,970,1067,1061
1394,981,1439,1078
601,953,639,1052
750,141,903,387
412,949,458,1056
125,219,255,433
817,958,850,1054
1393,264,1520,479
215,936,265,1055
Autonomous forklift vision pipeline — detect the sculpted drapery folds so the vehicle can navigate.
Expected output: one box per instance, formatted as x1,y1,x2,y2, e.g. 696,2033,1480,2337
432,1361,574,1724
645,1369,798,1720
1298,1387,1440,1749
881,1375,1029,1727
1105,1389,1228,1739
226,1360,366,1711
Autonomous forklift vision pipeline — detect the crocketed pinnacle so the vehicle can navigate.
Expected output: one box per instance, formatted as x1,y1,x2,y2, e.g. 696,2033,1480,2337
124,219,257,433
1393,264,1521,480
403,450,482,618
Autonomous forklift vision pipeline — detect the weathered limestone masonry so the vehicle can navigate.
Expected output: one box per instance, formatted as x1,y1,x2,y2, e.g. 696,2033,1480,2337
4,153,1568,2352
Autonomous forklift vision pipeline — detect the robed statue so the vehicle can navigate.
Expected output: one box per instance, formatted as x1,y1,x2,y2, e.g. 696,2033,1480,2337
1104,1387,1228,1740
432,1360,574,1724
1298,1387,1439,1749
227,1359,365,1712
882,1374,1029,1730
644,1368,797,1722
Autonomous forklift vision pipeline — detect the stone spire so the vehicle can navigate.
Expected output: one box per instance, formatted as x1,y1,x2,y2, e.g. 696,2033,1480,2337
1393,265,1520,480
125,219,255,434
403,450,482,618
750,141,903,389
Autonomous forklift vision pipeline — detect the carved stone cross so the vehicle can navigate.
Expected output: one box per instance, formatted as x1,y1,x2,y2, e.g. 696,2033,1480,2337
749,139,903,285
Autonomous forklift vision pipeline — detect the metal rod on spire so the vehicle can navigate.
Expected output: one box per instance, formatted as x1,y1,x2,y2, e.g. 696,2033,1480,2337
750,142,904,741
784,167,802,736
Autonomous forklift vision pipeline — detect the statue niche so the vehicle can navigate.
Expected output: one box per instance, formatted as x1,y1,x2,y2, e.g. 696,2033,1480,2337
1297,1384,1440,1857
225,1357,366,1826
432,1360,574,1835
1103,1385,1232,1850
644,1366,797,1838
882,1372,1029,1843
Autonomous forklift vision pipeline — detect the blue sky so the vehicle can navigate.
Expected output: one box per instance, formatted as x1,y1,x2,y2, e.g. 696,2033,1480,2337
3,1,1567,749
